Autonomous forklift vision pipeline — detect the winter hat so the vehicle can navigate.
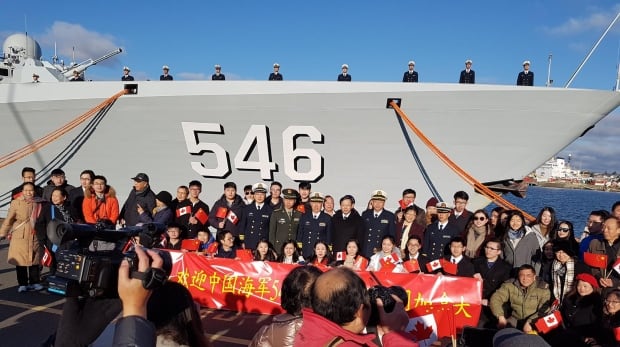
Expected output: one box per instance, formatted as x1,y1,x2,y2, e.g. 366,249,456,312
552,240,575,257
576,273,599,289
426,197,439,208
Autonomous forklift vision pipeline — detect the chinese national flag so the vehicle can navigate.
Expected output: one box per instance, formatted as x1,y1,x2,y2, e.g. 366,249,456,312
534,310,562,334
206,241,219,254
227,210,239,225
379,258,396,272
215,207,228,219
194,208,209,225
335,251,346,261
441,259,458,275
584,252,608,269
403,259,420,273
176,206,191,218
296,204,306,214
181,239,201,251
399,199,408,210
236,248,254,261
426,259,443,272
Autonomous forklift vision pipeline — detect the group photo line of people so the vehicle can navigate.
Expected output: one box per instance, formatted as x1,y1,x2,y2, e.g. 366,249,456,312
2,165,619,347
55,59,535,86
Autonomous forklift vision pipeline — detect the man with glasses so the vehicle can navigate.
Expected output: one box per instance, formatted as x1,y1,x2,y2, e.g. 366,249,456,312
175,180,210,239
68,169,95,223
423,201,460,260
579,210,610,260
587,216,620,291
449,191,473,234
215,230,237,259
474,239,513,328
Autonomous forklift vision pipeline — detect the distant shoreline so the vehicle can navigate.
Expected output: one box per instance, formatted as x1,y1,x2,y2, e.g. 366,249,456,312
533,181,620,193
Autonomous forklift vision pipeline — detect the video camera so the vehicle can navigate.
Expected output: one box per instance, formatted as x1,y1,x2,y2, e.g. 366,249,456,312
46,221,171,298
367,285,409,326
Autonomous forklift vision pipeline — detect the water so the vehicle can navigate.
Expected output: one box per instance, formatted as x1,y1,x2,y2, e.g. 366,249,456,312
487,186,620,237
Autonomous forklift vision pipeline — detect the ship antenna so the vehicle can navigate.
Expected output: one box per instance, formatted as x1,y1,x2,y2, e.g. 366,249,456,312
565,12,620,88
546,53,553,87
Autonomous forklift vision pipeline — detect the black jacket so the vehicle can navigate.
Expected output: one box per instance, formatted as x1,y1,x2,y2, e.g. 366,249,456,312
331,209,365,253
209,194,245,237
120,187,156,226
402,71,419,82
473,256,512,299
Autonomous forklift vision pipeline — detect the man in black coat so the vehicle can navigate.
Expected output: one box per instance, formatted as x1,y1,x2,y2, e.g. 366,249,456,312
68,169,95,223
331,195,365,253
361,190,396,258
212,64,225,80
11,167,43,200
448,190,473,234
175,180,210,239
268,63,283,80
443,236,475,277
120,173,156,227
402,61,419,82
473,239,512,328
337,64,351,81
209,182,245,241
459,59,475,84
423,201,461,260
240,183,273,250
516,60,534,86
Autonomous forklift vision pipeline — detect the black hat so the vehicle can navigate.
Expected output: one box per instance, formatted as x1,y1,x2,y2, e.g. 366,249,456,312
131,172,149,182
51,168,65,176
282,188,298,200
156,191,173,207
552,240,575,257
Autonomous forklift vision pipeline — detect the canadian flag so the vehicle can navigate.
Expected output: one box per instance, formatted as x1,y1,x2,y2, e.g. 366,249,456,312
176,206,191,218
534,310,562,334
612,258,620,275
406,313,438,345
335,251,346,261
426,259,443,272
227,210,239,225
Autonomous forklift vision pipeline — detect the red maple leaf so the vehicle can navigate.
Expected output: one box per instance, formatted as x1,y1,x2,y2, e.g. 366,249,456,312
408,320,433,341
546,317,555,324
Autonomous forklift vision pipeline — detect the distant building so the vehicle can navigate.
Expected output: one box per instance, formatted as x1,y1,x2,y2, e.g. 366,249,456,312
535,157,580,182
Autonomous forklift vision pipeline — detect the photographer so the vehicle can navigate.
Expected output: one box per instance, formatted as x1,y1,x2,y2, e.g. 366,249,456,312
294,267,418,346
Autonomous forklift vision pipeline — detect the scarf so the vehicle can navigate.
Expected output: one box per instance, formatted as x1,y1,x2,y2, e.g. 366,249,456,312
508,228,524,240
552,259,575,303
466,225,487,258
25,197,43,231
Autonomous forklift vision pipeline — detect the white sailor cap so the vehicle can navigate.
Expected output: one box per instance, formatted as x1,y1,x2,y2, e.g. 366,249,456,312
273,63,280,68
522,60,531,66
214,64,221,69
371,189,387,201
32,73,39,77
465,59,473,64
123,66,130,71
162,65,169,70
408,61,415,66
341,64,349,69
309,192,325,203
435,201,452,213
252,182,267,194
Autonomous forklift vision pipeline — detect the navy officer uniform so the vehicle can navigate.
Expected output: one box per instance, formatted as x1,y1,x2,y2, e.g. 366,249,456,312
516,60,534,86
297,192,332,258
160,65,173,80
361,190,396,258
459,59,475,84
212,64,225,80
402,61,419,82
121,66,134,81
337,64,352,81
423,202,461,260
268,63,283,81
268,188,301,250
240,183,273,250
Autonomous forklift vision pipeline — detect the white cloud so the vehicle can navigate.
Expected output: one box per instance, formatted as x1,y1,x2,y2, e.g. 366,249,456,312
37,21,122,66
543,8,620,36
178,72,208,80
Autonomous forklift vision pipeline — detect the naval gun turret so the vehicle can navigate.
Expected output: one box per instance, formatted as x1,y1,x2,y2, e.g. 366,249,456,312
62,48,123,79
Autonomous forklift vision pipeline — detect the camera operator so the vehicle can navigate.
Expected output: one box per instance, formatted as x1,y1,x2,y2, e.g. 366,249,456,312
294,267,418,346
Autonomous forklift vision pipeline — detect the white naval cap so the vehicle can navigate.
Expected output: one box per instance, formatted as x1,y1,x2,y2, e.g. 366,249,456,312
214,64,221,69
371,189,387,201
309,192,325,202
522,60,531,66
252,182,267,194
341,64,349,69
162,65,169,70
273,63,280,67
123,66,130,71
465,59,473,64
408,60,415,66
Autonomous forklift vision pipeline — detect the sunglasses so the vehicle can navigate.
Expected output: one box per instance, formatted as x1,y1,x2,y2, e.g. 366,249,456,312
245,192,253,195
474,216,486,221
557,227,570,232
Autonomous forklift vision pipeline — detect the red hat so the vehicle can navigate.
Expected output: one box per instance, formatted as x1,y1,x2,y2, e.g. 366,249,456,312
426,197,439,208
576,273,599,289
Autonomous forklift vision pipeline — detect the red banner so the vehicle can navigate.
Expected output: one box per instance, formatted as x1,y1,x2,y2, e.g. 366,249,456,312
169,252,481,342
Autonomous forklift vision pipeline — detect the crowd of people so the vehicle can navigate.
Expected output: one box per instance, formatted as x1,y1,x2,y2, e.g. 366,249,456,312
2,165,619,346
108,59,535,85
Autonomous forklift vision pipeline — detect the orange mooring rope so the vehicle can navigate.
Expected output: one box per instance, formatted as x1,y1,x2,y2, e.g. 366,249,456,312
390,101,536,222
0,89,127,169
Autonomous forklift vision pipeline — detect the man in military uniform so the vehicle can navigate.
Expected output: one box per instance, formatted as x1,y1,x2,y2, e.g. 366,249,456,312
268,63,283,80
269,188,301,250
240,183,273,250
297,192,332,258
402,61,418,82
121,66,134,81
360,190,396,258
459,59,475,84
212,64,225,80
160,65,173,80
516,60,534,86
337,64,351,81
423,201,461,260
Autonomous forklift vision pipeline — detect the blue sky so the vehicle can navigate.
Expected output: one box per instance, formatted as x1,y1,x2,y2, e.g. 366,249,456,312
2,0,620,171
